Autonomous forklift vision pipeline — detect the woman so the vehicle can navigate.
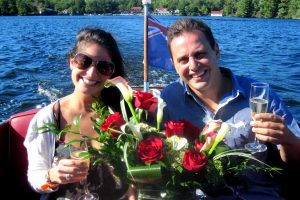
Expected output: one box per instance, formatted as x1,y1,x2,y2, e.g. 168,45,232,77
24,27,133,200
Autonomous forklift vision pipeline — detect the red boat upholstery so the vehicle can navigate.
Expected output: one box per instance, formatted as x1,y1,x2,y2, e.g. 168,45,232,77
0,109,40,199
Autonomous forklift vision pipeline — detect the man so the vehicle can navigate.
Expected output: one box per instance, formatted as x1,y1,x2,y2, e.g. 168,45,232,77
161,18,300,199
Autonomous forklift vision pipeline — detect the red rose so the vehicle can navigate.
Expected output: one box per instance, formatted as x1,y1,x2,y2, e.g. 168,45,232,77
137,136,164,164
183,120,200,141
164,121,184,137
100,112,125,137
183,149,207,172
134,91,158,111
164,120,200,142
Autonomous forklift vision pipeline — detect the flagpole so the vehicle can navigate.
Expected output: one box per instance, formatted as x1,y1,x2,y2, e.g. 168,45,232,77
142,0,151,92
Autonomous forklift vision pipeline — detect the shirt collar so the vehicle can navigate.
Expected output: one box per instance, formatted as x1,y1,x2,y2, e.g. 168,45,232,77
220,67,246,98
178,79,193,101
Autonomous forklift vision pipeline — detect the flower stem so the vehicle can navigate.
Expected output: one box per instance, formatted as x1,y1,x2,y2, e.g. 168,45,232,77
127,101,139,123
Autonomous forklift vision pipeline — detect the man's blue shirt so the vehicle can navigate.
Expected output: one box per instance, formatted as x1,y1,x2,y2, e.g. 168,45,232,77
161,67,299,149
160,67,300,199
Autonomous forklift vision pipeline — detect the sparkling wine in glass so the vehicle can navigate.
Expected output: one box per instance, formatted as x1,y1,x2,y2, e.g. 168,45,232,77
244,82,269,153
70,147,99,200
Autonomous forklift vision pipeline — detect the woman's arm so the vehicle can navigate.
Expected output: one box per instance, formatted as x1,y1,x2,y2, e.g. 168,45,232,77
24,104,57,193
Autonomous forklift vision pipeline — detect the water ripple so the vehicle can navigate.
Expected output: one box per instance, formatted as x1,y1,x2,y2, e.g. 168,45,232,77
0,16,299,122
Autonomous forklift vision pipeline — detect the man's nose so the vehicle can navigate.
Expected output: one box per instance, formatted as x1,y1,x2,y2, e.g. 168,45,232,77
188,57,199,70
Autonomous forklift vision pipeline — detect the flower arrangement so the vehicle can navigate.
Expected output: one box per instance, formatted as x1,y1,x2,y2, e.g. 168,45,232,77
89,76,280,198
40,76,281,199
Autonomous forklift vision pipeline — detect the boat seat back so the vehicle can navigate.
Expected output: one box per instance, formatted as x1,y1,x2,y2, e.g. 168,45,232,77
8,109,40,199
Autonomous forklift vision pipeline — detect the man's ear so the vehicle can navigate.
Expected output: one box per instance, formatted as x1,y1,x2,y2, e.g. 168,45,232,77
215,43,220,59
170,58,174,66
69,59,74,70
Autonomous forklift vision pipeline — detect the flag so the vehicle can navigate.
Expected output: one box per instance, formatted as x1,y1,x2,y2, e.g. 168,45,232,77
147,15,175,71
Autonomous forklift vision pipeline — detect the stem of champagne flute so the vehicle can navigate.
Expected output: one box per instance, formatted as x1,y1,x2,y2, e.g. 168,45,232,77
82,177,90,195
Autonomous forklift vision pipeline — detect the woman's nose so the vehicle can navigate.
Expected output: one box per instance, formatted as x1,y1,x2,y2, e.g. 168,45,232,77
86,62,98,75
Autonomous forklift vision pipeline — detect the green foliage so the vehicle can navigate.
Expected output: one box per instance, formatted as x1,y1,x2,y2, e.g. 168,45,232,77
1,0,299,18
236,0,253,17
223,0,238,16
259,0,278,18
277,0,289,18
288,0,300,19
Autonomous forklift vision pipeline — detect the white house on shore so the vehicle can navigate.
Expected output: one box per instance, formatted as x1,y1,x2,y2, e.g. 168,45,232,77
210,10,223,17
154,7,171,15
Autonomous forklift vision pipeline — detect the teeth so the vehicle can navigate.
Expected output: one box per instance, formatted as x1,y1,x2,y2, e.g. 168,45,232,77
192,70,205,78
198,70,205,76
82,78,97,85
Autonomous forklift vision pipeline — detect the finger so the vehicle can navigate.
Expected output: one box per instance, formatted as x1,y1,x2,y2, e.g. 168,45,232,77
254,113,284,123
251,120,285,130
58,165,89,176
60,171,88,184
255,132,281,144
60,158,88,167
253,126,284,143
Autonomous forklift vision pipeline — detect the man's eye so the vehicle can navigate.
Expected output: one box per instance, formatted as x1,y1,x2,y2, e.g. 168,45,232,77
194,52,205,60
179,58,189,65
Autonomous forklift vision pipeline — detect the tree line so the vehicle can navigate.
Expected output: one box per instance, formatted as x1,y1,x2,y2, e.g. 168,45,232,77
0,0,299,19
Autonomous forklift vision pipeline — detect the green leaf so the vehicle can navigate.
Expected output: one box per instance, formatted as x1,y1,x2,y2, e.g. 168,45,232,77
73,115,81,130
127,164,162,184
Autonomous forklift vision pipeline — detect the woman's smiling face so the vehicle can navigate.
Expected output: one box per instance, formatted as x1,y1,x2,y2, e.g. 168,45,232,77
70,42,112,96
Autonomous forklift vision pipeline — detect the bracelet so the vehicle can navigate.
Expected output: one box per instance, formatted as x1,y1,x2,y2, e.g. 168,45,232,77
41,169,59,191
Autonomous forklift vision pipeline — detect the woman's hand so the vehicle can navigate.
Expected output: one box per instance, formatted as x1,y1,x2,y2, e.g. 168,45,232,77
48,158,89,184
127,184,138,200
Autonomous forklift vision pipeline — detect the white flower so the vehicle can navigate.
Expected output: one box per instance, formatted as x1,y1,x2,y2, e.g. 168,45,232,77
105,76,133,103
167,135,188,151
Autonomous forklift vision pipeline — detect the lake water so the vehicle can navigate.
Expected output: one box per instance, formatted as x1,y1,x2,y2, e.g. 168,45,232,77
0,16,299,122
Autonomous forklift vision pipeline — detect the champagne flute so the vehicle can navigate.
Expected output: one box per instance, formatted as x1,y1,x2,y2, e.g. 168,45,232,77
244,82,269,153
70,145,99,200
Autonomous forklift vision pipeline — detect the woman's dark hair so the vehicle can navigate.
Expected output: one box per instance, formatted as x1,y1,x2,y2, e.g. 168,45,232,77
167,18,216,52
68,27,125,111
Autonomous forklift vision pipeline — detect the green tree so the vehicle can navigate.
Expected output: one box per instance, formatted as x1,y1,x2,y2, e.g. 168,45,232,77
251,0,261,17
189,0,200,15
208,0,224,10
236,0,253,17
288,0,300,18
163,0,178,14
259,0,278,18
223,0,237,16
199,5,209,15
85,0,97,14
74,0,85,14
277,0,289,18
16,0,32,15
178,0,187,15
0,0,9,15
0,0,17,15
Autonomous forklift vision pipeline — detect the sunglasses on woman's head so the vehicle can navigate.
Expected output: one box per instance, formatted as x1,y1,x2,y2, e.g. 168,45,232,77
73,53,115,76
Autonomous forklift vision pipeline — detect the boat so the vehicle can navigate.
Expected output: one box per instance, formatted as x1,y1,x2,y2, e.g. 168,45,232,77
0,108,41,198
0,2,155,197
0,3,299,199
